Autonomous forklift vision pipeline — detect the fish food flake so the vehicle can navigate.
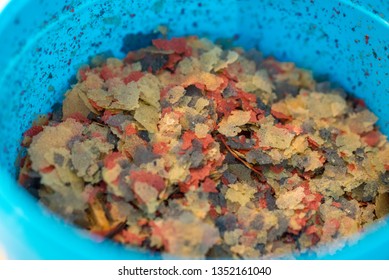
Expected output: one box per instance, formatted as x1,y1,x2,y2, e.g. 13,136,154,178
19,36,389,259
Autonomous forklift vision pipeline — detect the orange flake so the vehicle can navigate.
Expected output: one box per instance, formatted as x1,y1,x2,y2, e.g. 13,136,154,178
123,71,144,84
202,178,218,193
271,109,292,121
181,130,196,150
152,38,188,54
362,130,380,147
152,142,169,155
124,124,137,136
40,165,55,174
103,152,124,169
305,225,318,235
120,229,146,246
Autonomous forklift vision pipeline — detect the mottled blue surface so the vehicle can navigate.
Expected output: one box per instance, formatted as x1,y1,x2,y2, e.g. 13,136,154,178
0,0,388,259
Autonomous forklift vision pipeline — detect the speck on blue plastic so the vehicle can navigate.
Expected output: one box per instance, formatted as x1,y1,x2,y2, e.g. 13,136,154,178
0,0,388,259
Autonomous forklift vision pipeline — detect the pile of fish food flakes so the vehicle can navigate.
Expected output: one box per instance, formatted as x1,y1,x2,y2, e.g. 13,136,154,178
19,36,389,259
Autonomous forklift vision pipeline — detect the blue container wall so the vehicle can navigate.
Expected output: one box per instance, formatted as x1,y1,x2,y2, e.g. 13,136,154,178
0,0,388,259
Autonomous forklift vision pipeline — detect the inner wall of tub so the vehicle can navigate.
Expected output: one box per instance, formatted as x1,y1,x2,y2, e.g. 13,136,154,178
0,0,388,177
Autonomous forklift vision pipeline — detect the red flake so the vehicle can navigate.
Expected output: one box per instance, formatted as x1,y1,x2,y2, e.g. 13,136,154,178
300,181,310,192
23,125,43,137
161,107,173,117
137,218,148,226
271,109,292,121
160,85,174,100
181,131,196,150
190,162,212,182
152,38,188,54
305,225,318,235
178,181,197,193
123,71,144,84
220,69,238,83
354,98,366,108
78,67,89,81
217,98,240,117
130,170,165,192
221,175,230,186
202,178,218,193
208,205,219,219
304,193,323,211
237,90,257,111
259,197,267,209
18,173,29,186
295,216,307,227
19,156,27,168
347,163,356,172
124,124,137,136
192,83,206,91
362,130,380,147
248,110,258,122
311,233,320,245
40,165,55,174
164,53,183,70
307,137,319,149
270,165,284,174
215,75,230,94
91,132,105,140
153,142,169,155
103,152,123,169
100,65,115,80
88,99,104,111
101,110,116,123
120,229,145,246
65,112,91,124
332,202,342,208
199,134,214,149
384,164,389,171
123,51,138,64
237,89,256,103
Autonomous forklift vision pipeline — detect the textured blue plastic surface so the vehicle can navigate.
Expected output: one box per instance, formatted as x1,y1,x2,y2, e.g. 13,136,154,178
0,0,388,259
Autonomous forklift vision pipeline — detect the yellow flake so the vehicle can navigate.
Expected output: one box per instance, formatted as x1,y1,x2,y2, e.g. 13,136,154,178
109,80,140,111
134,102,160,133
137,73,161,109
225,182,256,206
214,51,239,71
194,123,209,138
276,186,305,210
29,119,84,171
307,92,347,118
62,87,92,119
258,124,295,149
336,133,361,153
199,46,222,72
218,110,251,137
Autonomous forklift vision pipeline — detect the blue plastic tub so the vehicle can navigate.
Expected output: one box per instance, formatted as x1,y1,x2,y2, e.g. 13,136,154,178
0,0,388,259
